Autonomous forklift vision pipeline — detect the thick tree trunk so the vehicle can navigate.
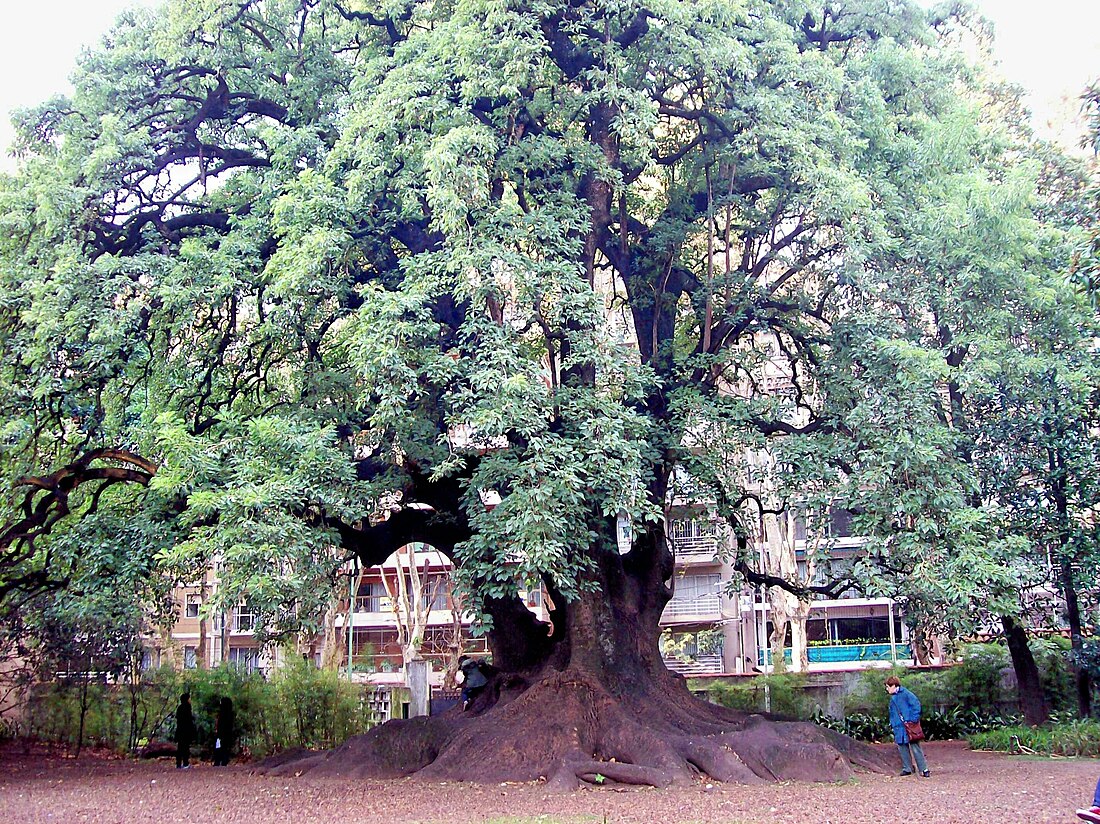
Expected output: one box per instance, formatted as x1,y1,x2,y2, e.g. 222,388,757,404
261,528,891,787
1002,615,1049,726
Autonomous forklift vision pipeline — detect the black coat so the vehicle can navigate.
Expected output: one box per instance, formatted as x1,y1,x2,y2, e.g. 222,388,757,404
175,703,195,743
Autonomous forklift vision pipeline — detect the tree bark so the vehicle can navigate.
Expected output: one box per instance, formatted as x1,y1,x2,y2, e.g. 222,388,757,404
1002,615,1049,726
1057,556,1093,718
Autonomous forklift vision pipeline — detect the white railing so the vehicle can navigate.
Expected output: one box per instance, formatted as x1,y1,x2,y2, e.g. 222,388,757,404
663,654,723,675
662,595,721,619
671,535,720,559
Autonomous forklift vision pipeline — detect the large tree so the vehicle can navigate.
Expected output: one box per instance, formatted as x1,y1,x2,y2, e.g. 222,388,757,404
1,0,1052,785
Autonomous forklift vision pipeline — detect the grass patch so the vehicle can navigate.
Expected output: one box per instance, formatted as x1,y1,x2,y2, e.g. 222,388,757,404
968,719,1100,757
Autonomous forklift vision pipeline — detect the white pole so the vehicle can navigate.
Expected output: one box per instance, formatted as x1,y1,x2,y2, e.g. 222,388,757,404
888,600,897,664
347,559,357,681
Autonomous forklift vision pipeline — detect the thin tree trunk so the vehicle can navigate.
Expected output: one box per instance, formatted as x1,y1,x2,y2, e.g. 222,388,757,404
790,600,810,672
1002,615,1049,726
196,581,209,669
75,674,90,758
1058,556,1093,717
767,590,791,673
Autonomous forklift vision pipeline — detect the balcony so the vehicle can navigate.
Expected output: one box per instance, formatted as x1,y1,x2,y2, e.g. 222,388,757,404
671,535,721,564
663,653,723,676
662,594,722,621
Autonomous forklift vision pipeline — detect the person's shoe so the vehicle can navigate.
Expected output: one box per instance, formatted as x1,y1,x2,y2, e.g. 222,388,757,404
1076,806,1100,823
921,770,930,777
899,771,912,776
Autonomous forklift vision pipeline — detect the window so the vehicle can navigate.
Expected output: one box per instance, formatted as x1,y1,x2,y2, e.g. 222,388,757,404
184,646,197,669
419,574,450,611
672,573,721,601
829,616,902,643
228,647,260,674
185,595,201,619
827,507,854,539
141,648,161,671
356,582,386,612
234,603,255,633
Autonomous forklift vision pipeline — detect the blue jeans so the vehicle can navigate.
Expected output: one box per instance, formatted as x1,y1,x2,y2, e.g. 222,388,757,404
1093,776,1100,806
898,741,928,774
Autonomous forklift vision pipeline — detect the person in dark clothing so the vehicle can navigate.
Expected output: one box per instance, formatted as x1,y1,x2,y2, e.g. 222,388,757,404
212,696,235,766
456,656,488,710
174,693,195,769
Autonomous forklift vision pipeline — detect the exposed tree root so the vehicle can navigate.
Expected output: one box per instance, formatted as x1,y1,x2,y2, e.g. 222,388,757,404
258,670,892,788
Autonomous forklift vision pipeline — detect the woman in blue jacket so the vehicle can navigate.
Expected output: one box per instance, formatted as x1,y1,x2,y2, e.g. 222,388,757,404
886,675,930,777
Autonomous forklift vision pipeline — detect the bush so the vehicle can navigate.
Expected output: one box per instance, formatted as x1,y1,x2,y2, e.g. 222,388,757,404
20,659,377,759
943,643,1009,712
709,673,812,719
811,709,892,742
969,719,1100,757
843,640,1074,719
812,705,1016,743
844,665,906,717
271,655,372,750
1031,637,1076,712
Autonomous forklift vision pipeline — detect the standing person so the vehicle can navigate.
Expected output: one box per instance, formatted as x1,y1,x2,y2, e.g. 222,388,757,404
885,675,930,777
456,656,488,710
1076,776,1100,822
213,696,235,766
174,693,195,769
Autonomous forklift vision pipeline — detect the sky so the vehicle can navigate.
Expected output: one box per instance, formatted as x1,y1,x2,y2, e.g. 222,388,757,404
0,0,1098,170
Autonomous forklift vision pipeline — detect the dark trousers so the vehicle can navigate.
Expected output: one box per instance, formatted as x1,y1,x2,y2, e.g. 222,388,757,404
175,738,191,768
213,742,231,766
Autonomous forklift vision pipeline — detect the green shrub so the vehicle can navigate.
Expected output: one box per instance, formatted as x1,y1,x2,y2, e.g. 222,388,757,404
943,643,1009,712
811,709,892,742
844,665,906,716
1030,637,1076,712
272,655,372,750
813,705,1015,743
969,719,1100,757
20,660,377,759
709,673,812,719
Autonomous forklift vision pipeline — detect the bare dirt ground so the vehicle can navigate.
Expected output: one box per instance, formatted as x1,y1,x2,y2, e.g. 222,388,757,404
0,740,1096,824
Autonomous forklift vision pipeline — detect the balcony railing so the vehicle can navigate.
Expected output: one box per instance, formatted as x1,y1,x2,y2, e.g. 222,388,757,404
663,653,723,676
662,595,721,620
758,642,911,666
671,535,720,560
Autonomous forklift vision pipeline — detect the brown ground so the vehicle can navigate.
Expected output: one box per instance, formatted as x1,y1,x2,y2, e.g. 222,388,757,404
0,740,1096,824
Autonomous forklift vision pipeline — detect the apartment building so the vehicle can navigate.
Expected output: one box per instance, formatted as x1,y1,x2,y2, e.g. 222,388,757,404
660,504,910,677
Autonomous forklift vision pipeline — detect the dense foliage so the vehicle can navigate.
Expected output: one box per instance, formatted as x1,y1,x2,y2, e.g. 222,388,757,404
18,660,374,757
